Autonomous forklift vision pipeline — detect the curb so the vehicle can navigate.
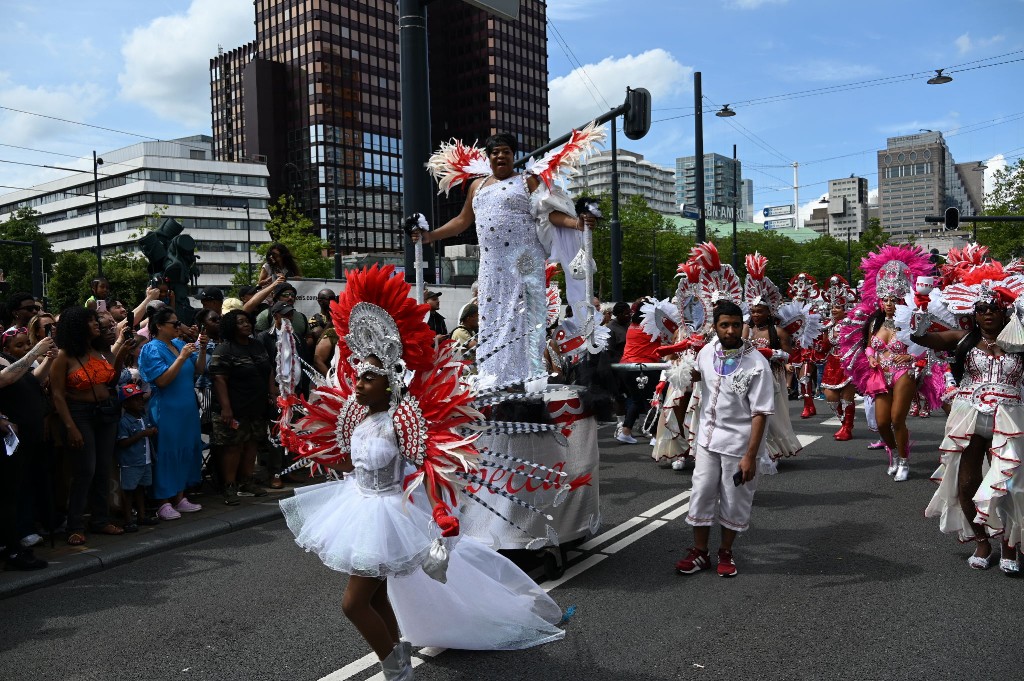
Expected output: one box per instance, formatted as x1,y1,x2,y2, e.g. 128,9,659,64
0,501,283,600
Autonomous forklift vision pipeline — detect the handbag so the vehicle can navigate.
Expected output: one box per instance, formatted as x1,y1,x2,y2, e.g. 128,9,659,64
568,245,590,280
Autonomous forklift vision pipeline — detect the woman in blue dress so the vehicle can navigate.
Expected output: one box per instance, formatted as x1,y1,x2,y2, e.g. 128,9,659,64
139,307,208,521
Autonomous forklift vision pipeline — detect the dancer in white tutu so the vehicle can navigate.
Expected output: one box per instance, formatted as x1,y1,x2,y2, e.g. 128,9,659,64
910,260,1024,574
278,265,564,680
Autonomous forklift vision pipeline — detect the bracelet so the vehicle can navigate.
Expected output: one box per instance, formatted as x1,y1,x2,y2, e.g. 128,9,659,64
864,347,875,357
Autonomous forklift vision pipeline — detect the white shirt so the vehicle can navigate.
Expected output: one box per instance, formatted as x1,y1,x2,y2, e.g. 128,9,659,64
694,338,775,458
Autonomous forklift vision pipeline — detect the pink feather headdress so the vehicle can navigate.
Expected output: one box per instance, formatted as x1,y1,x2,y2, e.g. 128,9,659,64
860,245,933,306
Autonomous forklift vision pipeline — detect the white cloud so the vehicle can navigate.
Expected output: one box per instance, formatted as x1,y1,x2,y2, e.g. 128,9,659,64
118,0,254,129
547,49,692,139
954,32,1004,55
0,73,107,144
983,153,1007,197
778,59,879,83
877,113,960,135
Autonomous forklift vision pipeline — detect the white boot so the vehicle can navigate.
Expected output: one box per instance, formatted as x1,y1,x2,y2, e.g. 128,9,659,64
380,642,415,680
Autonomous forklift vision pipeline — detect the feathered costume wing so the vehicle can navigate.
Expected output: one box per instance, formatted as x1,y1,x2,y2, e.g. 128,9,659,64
523,122,607,189
639,297,682,342
277,265,482,509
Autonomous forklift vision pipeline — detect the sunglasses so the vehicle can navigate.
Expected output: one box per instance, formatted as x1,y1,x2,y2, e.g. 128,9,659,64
161,320,183,328
18,305,41,313
1,327,27,341
975,303,1003,314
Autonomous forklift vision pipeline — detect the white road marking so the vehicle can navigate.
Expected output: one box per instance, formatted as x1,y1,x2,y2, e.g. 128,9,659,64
602,520,668,554
639,491,691,518
797,434,822,448
819,417,841,427
319,491,693,680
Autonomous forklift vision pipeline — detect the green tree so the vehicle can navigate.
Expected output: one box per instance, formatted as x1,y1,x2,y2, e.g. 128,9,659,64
231,195,332,289
590,194,691,302
977,158,1024,261
0,207,55,297
47,249,151,313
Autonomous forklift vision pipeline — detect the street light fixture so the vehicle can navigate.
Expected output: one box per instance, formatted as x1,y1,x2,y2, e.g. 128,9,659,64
972,161,988,172
927,69,953,85
93,151,104,276
715,105,736,118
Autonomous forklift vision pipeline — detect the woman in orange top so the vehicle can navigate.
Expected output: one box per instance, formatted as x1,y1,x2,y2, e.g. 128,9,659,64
50,306,131,546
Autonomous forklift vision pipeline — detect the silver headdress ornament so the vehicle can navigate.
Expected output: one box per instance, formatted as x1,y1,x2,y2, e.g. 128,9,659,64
875,260,912,300
346,301,407,403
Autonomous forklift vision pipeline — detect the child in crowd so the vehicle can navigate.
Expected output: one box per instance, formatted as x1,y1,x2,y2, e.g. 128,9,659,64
116,383,158,531
85,277,110,311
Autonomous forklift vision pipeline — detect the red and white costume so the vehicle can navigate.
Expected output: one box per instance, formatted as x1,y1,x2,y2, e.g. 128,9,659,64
816,275,858,440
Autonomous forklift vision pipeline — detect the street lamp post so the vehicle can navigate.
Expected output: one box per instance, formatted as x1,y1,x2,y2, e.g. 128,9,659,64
245,200,252,282
93,151,104,276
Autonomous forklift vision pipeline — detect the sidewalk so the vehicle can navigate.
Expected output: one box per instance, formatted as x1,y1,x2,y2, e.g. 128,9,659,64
0,482,298,600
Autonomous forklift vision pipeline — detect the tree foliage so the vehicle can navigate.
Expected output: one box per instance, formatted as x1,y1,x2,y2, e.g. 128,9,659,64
0,207,55,296
47,249,151,314
239,195,333,287
977,158,1024,261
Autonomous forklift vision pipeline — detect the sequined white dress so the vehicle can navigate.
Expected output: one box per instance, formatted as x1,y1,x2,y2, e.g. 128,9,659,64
926,348,1024,547
280,411,565,650
473,174,547,387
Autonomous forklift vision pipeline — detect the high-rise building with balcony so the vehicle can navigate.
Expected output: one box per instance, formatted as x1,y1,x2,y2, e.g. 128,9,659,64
567,149,676,214
877,131,983,239
210,0,549,257
675,153,743,216
824,176,869,241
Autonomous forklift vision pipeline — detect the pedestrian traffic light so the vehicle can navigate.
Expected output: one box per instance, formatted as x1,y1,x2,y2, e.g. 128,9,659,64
623,87,651,140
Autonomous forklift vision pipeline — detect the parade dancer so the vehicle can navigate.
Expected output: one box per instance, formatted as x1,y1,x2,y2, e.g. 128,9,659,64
817,276,859,441
674,300,774,578
277,266,565,679
787,273,822,418
839,245,942,482
911,262,1024,574
417,128,604,390
743,254,808,467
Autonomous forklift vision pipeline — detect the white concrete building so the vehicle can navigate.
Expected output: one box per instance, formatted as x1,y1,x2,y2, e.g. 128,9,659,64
825,176,870,241
0,135,271,288
568,148,677,214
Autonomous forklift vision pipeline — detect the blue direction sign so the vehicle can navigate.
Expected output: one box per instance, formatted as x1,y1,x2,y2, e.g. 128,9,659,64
763,205,794,218
764,218,795,230
680,204,700,220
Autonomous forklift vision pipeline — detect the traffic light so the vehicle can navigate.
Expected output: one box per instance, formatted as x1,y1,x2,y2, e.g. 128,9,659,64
623,87,651,140
943,206,960,231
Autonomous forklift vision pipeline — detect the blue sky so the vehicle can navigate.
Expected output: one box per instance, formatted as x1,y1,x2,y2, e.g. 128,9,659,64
2,0,1022,224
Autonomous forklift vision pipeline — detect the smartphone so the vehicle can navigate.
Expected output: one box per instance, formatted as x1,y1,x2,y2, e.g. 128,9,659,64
96,299,107,313
44,323,54,338
733,470,745,487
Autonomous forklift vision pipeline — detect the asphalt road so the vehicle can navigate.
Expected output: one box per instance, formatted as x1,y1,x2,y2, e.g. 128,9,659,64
3,400,1023,681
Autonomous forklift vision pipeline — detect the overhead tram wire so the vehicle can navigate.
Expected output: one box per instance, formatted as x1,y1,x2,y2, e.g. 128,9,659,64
547,20,611,114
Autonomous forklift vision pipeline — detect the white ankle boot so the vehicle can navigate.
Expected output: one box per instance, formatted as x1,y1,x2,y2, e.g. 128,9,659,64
381,642,414,680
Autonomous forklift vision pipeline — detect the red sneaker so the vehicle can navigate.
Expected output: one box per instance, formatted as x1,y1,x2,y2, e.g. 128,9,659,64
717,549,738,578
675,547,710,575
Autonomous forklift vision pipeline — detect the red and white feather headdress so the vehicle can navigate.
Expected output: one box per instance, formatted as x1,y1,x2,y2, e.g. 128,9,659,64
690,242,742,334
639,297,682,342
820,274,856,309
743,252,782,315
787,272,820,302
941,263,1024,316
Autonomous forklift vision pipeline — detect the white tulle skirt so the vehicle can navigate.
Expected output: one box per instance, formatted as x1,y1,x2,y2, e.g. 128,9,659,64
926,398,1024,548
765,365,802,464
280,478,566,650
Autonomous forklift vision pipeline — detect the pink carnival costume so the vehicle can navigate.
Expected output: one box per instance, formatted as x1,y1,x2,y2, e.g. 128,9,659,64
838,245,943,480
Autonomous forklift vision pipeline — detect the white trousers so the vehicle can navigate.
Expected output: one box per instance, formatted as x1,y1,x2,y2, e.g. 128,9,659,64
686,445,759,532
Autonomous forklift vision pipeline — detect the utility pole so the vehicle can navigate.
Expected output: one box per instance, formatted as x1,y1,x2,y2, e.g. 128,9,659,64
732,144,739,270
694,71,706,243
793,161,800,229
93,150,104,276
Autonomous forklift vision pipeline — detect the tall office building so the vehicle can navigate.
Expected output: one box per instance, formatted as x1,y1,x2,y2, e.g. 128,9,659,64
675,153,743,215
741,178,754,222
0,136,271,287
877,131,983,239
210,0,549,257
568,149,676,214
824,176,869,240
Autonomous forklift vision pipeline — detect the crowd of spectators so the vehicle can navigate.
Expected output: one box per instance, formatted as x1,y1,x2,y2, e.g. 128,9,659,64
0,243,339,571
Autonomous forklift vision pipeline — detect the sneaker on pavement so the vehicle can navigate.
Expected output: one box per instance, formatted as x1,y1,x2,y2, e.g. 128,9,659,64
675,547,710,575
238,481,268,498
174,497,202,513
223,483,241,506
157,503,181,521
671,458,687,471
20,533,43,548
3,549,47,571
615,432,638,444
717,549,738,578
894,458,910,482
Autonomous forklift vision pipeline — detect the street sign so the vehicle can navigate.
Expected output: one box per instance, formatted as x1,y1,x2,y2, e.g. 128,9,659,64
764,218,795,230
680,204,700,220
462,0,520,20
763,205,794,218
